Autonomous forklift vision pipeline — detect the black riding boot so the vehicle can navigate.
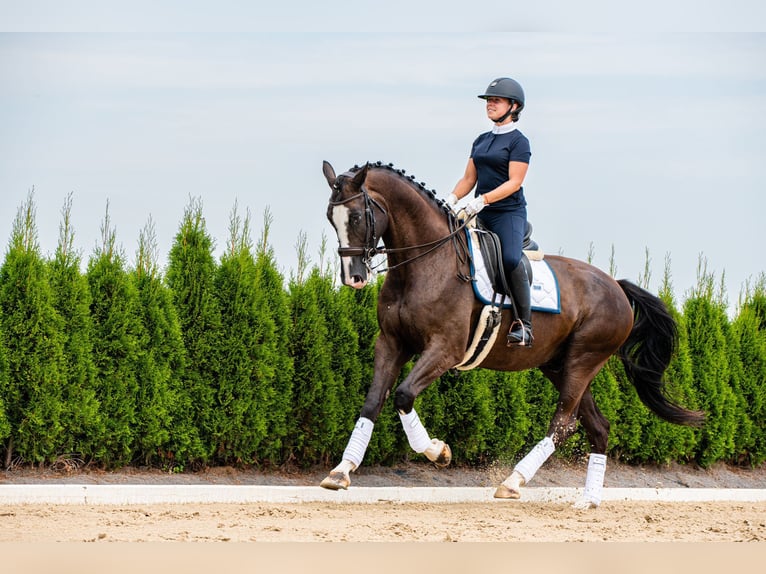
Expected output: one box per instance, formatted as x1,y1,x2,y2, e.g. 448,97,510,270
506,261,533,347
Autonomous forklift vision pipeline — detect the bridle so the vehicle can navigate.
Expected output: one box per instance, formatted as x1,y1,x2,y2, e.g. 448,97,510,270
329,179,472,274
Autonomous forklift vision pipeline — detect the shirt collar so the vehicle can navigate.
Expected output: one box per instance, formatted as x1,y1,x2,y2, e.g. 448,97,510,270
492,122,518,135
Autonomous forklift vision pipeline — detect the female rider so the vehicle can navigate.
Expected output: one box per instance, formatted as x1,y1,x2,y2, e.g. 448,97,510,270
448,77,533,347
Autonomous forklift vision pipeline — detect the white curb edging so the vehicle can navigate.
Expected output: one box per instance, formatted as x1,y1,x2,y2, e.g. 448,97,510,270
0,485,764,505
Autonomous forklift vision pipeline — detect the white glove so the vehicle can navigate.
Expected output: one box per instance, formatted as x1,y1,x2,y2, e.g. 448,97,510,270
464,195,487,217
446,193,458,207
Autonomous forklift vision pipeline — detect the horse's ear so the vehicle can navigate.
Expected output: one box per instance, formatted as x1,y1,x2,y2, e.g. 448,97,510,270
322,161,337,189
351,163,369,188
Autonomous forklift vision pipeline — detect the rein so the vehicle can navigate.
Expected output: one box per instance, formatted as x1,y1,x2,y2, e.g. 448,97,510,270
330,181,472,275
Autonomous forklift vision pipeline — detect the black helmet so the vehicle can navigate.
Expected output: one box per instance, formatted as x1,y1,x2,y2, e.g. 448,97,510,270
478,77,525,111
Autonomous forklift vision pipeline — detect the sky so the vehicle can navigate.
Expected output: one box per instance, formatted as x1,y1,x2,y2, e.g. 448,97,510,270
1,4,765,311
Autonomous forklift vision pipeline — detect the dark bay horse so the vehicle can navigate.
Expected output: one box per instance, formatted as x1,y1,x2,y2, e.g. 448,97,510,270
320,160,703,508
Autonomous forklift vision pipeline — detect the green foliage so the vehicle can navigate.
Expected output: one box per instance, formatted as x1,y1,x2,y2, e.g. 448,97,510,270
0,195,764,471
732,276,766,466
0,194,66,465
47,194,103,461
210,204,277,464
638,271,699,462
484,371,530,463
165,197,222,463
684,261,739,466
253,209,294,465
520,368,557,451
133,218,202,468
87,206,142,467
286,258,340,466
0,338,10,445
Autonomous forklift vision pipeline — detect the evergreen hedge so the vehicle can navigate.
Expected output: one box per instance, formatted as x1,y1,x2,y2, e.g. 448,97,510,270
1,195,764,471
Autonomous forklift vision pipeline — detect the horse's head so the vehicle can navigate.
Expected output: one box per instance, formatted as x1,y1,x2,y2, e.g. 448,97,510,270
323,161,387,289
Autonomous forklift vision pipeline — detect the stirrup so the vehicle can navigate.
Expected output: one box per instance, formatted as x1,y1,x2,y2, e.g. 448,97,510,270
506,320,533,348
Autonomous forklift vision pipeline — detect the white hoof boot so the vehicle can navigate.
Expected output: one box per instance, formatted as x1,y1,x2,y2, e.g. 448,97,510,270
494,470,525,499
424,439,452,467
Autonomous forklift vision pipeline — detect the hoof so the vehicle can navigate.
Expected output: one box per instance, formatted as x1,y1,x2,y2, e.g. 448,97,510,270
320,471,350,491
433,442,452,468
493,484,521,499
572,498,599,510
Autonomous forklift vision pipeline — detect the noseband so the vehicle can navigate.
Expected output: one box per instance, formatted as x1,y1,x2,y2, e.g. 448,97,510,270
329,180,471,274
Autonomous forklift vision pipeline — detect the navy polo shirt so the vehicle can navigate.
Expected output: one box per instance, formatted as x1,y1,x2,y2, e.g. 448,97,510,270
470,129,531,211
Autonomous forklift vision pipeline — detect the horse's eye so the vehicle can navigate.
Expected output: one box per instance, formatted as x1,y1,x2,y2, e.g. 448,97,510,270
350,213,363,226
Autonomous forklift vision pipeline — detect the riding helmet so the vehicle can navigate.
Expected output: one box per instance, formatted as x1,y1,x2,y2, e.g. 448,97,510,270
478,77,525,110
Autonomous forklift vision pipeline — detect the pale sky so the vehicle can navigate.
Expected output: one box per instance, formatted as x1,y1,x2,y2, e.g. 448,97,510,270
1,4,764,310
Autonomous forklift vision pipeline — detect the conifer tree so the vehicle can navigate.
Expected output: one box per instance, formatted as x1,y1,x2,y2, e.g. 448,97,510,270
47,193,103,461
286,233,339,466
212,203,274,464
0,192,66,466
587,361,623,456
717,274,752,463
731,275,766,465
520,368,557,452
133,218,201,467
0,336,9,447
87,203,142,467
484,370,530,463
646,255,699,462
684,257,739,466
166,197,222,463
253,209,293,464
314,235,364,458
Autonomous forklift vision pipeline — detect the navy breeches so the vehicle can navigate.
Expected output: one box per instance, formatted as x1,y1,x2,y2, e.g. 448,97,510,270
478,207,527,271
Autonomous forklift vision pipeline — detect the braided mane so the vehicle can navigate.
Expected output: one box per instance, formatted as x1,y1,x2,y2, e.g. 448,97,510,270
349,161,456,222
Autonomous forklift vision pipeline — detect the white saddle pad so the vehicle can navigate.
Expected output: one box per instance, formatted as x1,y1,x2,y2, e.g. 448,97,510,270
466,228,561,313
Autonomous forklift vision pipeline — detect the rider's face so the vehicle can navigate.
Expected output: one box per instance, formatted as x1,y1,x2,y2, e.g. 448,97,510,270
485,96,513,122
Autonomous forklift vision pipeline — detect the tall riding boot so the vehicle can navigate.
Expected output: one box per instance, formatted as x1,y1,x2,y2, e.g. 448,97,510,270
506,261,533,347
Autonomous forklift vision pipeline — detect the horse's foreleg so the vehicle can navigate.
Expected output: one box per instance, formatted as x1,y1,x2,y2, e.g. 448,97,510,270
320,338,410,491
320,417,374,490
394,351,458,468
399,409,452,467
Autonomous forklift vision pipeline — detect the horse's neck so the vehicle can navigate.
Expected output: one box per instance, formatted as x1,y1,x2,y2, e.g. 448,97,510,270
379,190,449,250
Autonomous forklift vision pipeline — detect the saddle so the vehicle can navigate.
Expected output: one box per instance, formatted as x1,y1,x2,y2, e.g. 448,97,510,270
474,221,539,301
455,222,551,371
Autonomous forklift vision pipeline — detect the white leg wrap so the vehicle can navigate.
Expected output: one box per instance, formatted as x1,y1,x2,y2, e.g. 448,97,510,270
513,436,555,484
341,417,374,468
399,409,432,453
582,453,607,506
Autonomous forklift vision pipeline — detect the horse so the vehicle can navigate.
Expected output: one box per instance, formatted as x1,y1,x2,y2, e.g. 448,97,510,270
320,160,704,508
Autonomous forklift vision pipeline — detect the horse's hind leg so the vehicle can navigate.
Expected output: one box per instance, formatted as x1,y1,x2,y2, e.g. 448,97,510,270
573,389,610,509
494,355,610,502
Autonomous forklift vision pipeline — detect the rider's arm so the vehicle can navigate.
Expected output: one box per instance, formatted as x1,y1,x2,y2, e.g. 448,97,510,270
482,161,528,205
450,158,478,200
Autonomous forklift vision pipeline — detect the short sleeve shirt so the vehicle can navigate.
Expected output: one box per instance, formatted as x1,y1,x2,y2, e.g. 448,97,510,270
470,129,531,211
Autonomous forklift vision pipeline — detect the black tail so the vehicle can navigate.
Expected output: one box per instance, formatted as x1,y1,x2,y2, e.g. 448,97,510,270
617,279,705,427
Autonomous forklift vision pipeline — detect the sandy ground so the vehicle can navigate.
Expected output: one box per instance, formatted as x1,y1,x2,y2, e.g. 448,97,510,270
1,458,765,543
1,499,765,542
